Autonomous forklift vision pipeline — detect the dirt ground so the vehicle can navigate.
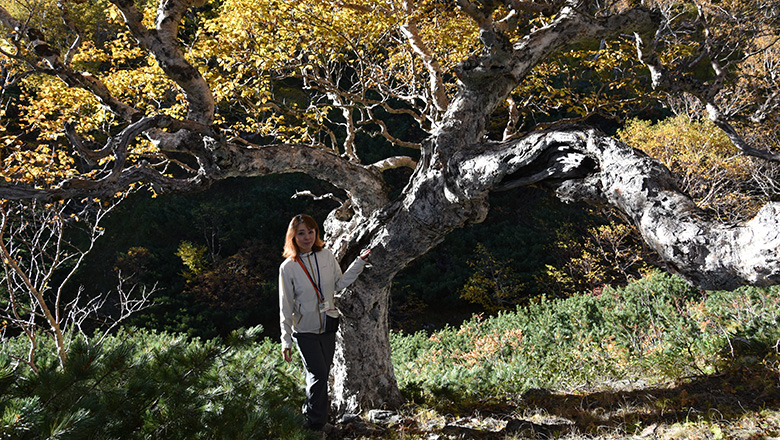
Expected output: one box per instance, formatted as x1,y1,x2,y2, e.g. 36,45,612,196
326,364,780,439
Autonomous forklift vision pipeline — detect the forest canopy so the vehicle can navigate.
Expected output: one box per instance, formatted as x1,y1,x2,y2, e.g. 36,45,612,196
2,0,777,197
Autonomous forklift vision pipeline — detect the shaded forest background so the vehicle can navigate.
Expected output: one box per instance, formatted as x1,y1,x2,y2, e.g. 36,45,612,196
71,164,643,342
61,108,724,344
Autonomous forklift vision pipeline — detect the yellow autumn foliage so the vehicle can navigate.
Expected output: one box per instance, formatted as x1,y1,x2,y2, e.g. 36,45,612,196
619,116,763,220
0,0,777,193
193,0,478,143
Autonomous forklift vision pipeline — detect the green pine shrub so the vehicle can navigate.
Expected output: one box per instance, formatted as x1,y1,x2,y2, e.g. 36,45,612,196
2,272,779,435
0,327,317,440
391,271,780,411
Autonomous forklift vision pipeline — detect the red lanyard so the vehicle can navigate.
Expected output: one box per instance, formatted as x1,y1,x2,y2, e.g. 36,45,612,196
296,253,323,303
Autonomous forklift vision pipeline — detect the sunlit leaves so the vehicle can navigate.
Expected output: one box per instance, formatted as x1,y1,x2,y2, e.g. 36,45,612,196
0,2,188,186
194,0,399,142
2,0,778,200
509,39,653,135
193,0,476,145
619,115,764,220
540,219,654,296
176,240,208,279
2,76,93,183
3,0,91,50
19,75,109,138
2,143,77,184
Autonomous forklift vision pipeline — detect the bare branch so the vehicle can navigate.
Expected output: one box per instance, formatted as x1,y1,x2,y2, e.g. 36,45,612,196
0,5,142,121
292,190,345,204
634,1,780,164
302,67,425,150
329,92,360,160
216,142,388,216
705,102,780,162
56,0,84,65
0,195,149,369
0,203,68,366
398,1,449,112
458,127,780,290
66,273,156,345
109,0,214,123
369,156,418,172
357,113,422,150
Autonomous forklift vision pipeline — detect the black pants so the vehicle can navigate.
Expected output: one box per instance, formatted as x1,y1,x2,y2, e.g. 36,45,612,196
293,331,336,429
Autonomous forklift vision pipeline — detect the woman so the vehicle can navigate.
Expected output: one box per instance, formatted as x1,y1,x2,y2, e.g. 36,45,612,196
279,214,370,432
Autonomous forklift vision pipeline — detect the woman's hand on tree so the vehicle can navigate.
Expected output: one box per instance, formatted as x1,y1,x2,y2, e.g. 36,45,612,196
283,347,292,362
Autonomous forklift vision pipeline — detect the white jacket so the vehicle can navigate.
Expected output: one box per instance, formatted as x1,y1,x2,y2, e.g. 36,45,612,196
279,248,366,349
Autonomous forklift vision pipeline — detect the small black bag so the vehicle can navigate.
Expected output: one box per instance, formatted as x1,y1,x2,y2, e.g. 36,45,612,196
325,315,340,333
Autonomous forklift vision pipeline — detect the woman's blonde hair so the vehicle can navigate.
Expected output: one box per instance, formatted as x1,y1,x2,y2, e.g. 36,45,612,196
282,214,325,258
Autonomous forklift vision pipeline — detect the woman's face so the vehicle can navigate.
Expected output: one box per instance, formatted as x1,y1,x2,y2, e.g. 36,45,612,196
294,223,316,253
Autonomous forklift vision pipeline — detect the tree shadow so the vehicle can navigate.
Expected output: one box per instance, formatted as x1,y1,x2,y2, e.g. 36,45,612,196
330,360,779,439
509,362,780,437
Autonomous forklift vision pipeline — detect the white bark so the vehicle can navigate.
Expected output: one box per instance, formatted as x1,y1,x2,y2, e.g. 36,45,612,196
333,282,402,412
112,0,214,124
459,128,780,290
398,1,449,112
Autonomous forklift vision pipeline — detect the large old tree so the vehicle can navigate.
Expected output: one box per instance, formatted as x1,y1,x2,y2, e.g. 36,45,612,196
1,0,779,413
